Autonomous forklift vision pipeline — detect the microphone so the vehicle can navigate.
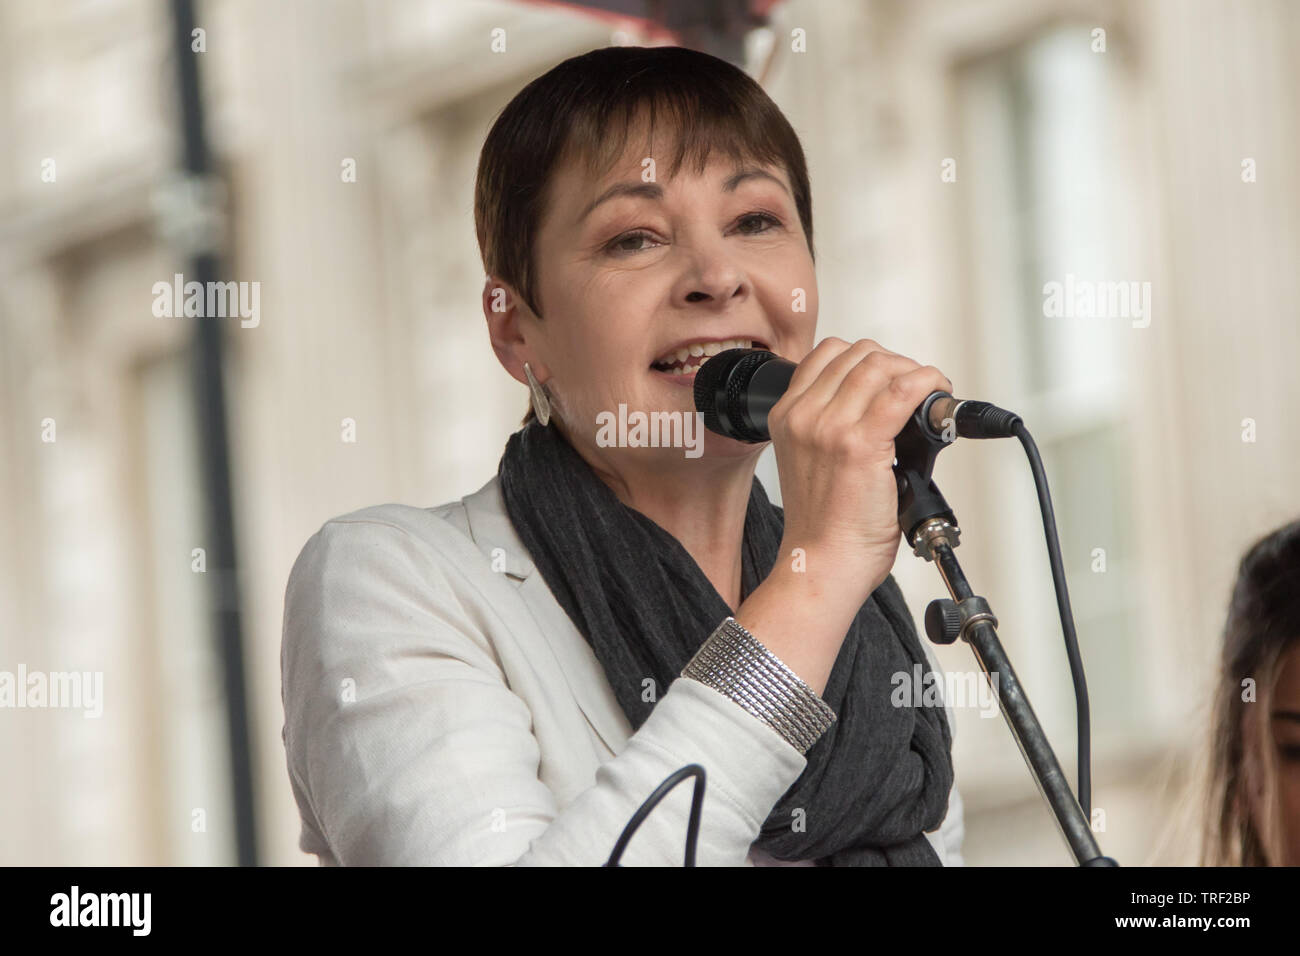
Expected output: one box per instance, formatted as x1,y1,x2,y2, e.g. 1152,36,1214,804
693,348,1021,443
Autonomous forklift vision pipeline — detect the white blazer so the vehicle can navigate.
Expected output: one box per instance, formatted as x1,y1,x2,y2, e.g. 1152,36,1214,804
280,474,965,866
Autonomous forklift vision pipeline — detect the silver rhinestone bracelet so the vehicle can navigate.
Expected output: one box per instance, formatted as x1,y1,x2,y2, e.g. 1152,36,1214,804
681,616,837,755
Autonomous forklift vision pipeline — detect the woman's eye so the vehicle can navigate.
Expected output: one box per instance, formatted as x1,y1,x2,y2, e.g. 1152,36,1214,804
607,231,658,254
603,211,784,255
1281,744,1300,763
735,211,782,235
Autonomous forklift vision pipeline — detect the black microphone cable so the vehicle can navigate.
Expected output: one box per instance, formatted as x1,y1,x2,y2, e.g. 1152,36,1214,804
930,397,1093,818
1009,419,1092,818
604,764,707,866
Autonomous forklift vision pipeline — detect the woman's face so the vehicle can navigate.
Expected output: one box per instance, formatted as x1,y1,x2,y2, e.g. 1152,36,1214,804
519,136,818,463
1271,641,1300,864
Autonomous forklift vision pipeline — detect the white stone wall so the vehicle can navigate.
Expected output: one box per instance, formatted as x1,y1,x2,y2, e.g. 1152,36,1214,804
0,0,1294,865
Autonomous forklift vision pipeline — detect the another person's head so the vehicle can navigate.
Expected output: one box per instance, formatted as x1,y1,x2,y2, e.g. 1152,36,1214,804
474,45,817,469
1203,519,1300,865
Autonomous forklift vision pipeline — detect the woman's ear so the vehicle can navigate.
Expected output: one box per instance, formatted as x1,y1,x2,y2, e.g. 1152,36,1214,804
483,277,548,385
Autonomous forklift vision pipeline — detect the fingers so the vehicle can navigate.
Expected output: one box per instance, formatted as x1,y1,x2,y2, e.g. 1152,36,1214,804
779,337,857,405
771,336,953,447
798,340,897,413
827,349,925,423
780,337,893,411
858,364,954,442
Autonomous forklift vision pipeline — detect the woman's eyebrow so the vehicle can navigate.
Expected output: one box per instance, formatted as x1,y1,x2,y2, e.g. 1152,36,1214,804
723,166,791,196
1272,710,1300,722
578,182,663,223
577,167,791,224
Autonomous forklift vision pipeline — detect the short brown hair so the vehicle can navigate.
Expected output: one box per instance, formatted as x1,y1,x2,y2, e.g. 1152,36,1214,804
473,45,815,425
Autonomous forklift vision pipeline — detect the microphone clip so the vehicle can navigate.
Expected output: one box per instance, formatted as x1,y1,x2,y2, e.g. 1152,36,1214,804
894,391,959,553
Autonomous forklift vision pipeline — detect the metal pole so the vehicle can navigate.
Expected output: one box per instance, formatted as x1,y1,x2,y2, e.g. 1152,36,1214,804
894,399,1115,865
930,543,1112,865
167,0,258,866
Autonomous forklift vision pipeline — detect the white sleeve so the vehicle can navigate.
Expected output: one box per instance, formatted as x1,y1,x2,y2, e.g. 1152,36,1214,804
280,514,808,866
939,780,967,866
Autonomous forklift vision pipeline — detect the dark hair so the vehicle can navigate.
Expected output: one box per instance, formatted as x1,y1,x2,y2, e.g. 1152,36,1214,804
1202,518,1300,864
473,45,815,425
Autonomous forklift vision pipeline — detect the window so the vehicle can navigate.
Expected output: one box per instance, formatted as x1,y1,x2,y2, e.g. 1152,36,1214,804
955,23,1144,774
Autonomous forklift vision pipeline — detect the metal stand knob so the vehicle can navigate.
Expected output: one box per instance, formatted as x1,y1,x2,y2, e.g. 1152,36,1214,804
925,599,963,645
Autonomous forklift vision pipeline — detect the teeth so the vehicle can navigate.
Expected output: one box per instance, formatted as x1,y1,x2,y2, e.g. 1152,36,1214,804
654,338,756,368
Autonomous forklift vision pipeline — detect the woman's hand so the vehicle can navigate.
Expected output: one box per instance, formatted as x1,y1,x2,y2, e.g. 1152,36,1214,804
766,337,953,614
730,338,952,697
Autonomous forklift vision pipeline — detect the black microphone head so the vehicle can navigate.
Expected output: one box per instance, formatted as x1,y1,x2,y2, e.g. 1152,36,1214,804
694,348,777,441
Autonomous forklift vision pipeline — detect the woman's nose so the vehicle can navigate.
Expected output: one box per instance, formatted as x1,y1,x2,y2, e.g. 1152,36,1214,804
677,242,749,307
685,284,744,303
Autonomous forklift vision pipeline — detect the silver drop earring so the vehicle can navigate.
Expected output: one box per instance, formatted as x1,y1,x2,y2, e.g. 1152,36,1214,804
523,362,551,426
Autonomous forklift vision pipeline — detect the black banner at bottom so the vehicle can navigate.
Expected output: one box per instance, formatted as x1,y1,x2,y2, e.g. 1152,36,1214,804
0,864,1281,941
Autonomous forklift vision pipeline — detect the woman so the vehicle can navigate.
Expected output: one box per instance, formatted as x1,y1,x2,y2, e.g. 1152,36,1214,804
281,45,963,866
1202,519,1300,865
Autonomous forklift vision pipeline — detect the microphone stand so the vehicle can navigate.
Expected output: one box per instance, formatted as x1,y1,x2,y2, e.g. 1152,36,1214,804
893,402,1118,866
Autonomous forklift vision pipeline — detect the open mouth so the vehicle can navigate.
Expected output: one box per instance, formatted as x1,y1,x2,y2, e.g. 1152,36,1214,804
650,338,770,376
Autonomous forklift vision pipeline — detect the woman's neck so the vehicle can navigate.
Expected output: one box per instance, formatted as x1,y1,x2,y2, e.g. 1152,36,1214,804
567,436,758,611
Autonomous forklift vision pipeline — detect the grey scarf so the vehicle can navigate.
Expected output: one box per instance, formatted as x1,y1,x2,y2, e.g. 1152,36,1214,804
498,420,953,865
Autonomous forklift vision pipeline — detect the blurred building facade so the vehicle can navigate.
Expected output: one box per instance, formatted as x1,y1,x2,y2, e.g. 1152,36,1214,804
0,0,1296,865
